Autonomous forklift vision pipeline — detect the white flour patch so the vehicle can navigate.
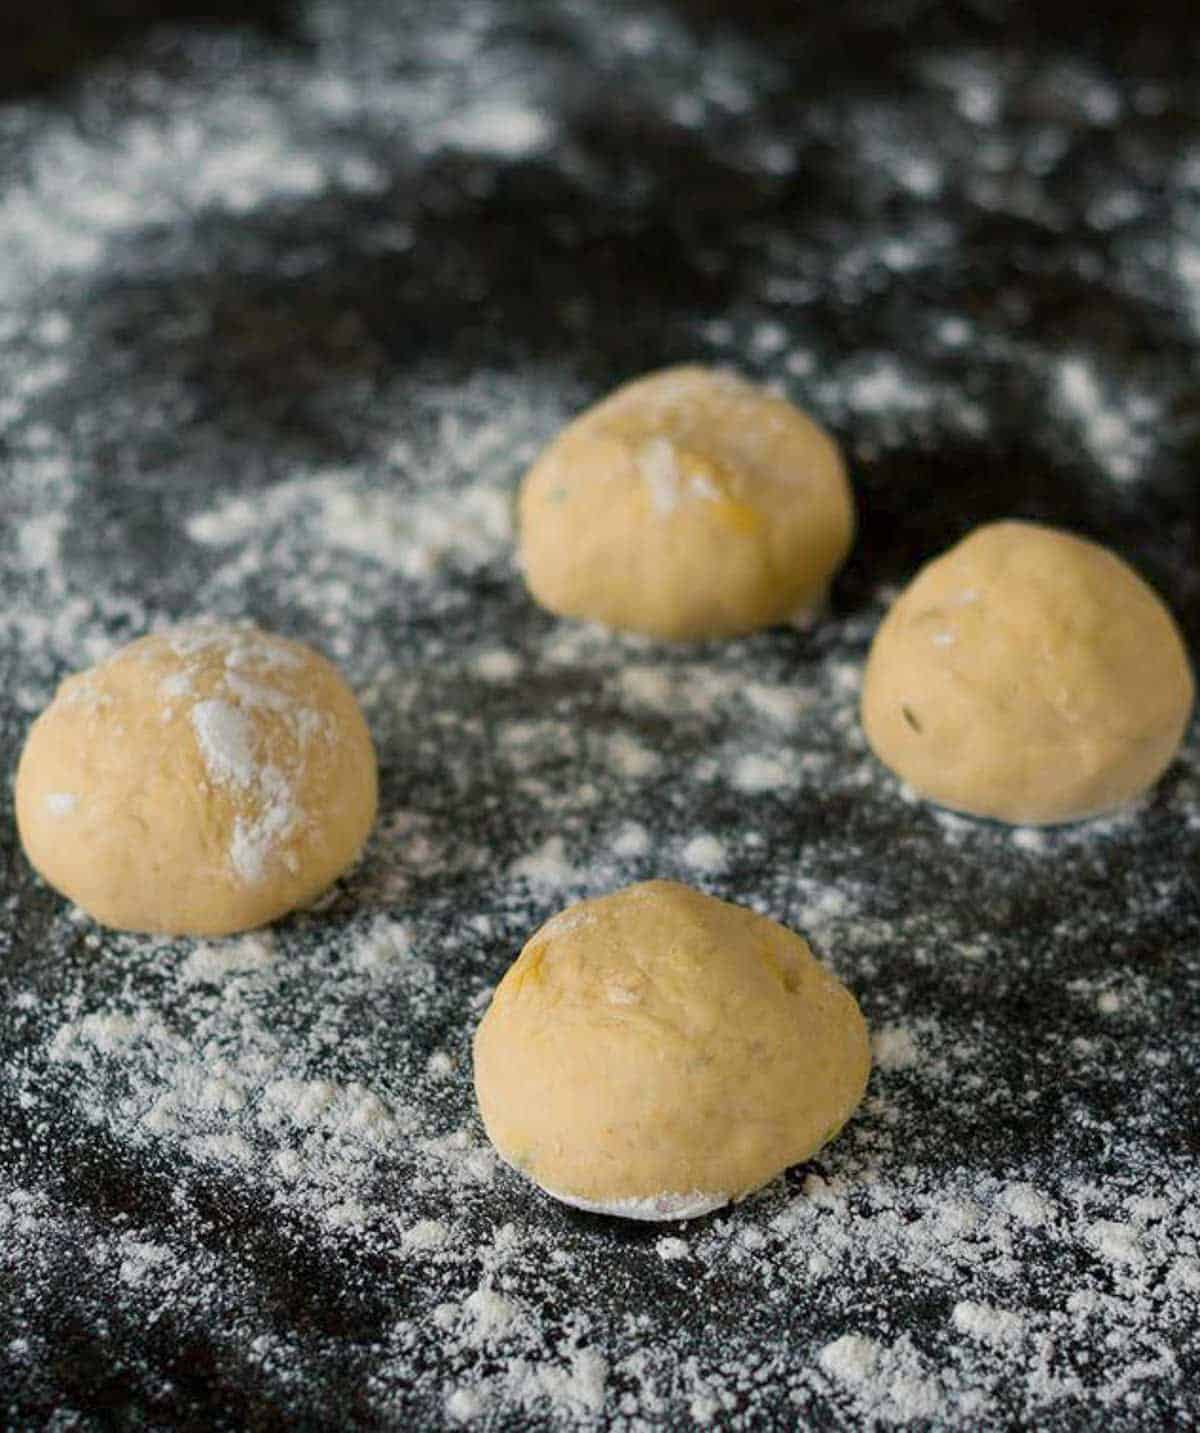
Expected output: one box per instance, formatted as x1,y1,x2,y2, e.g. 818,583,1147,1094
952,1302,1026,1345
636,436,684,515
872,1025,920,1072
606,733,661,780
473,649,521,683
0,90,331,302
1175,240,1200,333
188,471,513,578
160,628,315,885
731,753,792,794
611,822,651,858
191,700,258,788
179,934,276,986
616,665,677,711
439,103,555,159
813,353,988,451
509,837,584,888
178,370,566,643
19,513,67,569
743,683,814,725
1,8,1198,1431
681,834,727,872
1053,357,1158,483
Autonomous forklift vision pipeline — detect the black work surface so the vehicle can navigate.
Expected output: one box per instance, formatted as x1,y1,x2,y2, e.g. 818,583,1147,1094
3,1,1200,1428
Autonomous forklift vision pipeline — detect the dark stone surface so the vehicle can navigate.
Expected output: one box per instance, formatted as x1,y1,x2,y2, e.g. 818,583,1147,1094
2,0,1199,1427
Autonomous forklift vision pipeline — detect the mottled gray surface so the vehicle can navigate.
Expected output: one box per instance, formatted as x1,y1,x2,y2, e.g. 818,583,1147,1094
2,1,1200,1427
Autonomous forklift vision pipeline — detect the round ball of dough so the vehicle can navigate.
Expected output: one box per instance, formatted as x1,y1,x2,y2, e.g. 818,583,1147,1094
15,622,378,936
861,521,1194,825
518,365,854,641
473,880,870,1220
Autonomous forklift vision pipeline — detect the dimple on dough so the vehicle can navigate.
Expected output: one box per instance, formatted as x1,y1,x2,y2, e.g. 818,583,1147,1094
472,880,871,1221
518,365,855,641
861,520,1195,825
15,621,378,936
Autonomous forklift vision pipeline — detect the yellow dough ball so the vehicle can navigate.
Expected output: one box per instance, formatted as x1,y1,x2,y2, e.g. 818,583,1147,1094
473,880,870,1221
861,521,1194,825
518,365,854,640
15,622,378,936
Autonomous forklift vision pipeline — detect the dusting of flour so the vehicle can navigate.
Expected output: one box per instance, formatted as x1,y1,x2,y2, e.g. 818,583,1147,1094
1,0,1199,1428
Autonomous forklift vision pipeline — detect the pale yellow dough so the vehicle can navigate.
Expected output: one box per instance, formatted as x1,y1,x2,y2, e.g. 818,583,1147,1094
15,622,377,936
861,521,1194,825
518,365,854,640
473,880,871,1220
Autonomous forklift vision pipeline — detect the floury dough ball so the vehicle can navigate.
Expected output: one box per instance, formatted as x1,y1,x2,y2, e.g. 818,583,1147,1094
518,366,854,640
861,521,1194,825
15,623,378,935
473,880,870,1220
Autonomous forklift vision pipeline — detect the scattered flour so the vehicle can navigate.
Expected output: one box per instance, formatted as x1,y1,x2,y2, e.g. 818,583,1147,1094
1053,357,1157,483
681,834,727,873
1175,240,1200,333
439,102,555,159
611,823,651,858
188,468,513,579
952,1302,1026,1345
473,649,521,683
606,733,661,780
820,1333,882,1385
510,837,583,889
1,4,1197,1429
872,1025,920,1072
731,753,792,794
179,934,276,985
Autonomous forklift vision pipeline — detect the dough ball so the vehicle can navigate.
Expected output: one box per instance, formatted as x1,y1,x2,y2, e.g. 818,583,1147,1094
518,365,854,640
15,622,378,935
861,521,1194,825
473,880,870,1221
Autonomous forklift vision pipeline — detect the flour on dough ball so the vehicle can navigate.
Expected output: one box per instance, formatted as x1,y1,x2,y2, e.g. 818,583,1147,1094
473,880,870,1220
861,521,1194,825
15,622,378,936
518,365,854,641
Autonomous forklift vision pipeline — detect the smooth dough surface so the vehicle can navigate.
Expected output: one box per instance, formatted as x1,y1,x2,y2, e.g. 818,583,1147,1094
518,365,855,640
861,521,1194,825
473,880,871,1220
15,622,377,935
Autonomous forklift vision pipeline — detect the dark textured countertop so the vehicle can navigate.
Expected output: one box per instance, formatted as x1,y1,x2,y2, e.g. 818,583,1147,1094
2,1,1200,1427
